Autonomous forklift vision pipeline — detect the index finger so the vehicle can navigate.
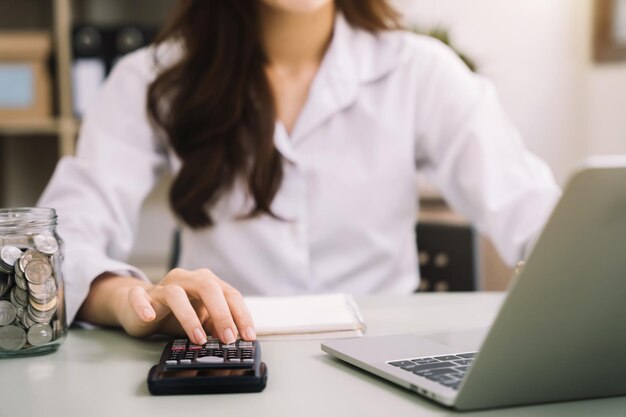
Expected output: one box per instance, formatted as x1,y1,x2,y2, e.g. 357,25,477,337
182,270,255,342
216,281,256,341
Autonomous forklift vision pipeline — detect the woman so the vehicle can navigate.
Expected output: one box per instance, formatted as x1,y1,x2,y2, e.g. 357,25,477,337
39,0,560,345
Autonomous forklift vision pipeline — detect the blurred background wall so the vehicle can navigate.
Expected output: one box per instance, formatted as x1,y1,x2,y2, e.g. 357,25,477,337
396,0,626,182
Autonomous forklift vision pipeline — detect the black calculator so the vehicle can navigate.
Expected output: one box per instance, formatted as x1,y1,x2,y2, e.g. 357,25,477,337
147,338,267,395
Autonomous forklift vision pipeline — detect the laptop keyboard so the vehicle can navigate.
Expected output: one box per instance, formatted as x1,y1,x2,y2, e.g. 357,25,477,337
388,352,477,391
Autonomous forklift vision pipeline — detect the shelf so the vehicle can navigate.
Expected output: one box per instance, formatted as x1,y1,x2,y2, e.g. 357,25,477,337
0,116,79,157
419,207,469,226
0,119,59,135
0,118,78,136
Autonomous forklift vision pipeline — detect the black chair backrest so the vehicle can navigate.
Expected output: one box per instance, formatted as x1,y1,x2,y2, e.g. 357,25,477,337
416,222,478,292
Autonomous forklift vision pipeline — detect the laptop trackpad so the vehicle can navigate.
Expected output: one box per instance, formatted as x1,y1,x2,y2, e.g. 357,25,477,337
420,327,490,352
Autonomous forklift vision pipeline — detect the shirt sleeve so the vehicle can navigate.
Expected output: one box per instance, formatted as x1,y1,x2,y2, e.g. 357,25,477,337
412,38,561,266
38,49,170,324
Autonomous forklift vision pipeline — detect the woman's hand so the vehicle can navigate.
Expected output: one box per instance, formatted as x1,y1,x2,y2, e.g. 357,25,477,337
78,268,256,345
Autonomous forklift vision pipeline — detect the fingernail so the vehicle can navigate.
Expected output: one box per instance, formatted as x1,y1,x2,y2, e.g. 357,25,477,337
142,307,155,321
223,328,236,344
194,328,207,345
244,327,256,340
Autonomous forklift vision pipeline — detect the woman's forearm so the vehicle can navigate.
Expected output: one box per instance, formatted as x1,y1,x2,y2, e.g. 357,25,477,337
77,273,151,327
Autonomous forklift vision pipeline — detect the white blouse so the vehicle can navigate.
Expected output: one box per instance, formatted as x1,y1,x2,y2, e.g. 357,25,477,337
39,15,560,323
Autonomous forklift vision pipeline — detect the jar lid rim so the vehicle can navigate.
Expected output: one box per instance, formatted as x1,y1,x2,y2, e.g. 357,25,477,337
0,208,57,226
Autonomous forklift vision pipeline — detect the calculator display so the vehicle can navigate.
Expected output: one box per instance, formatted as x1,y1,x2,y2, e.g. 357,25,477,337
154,368,256,380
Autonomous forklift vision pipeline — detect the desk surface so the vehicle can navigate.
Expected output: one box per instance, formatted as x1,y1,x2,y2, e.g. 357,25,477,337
2,293,625,417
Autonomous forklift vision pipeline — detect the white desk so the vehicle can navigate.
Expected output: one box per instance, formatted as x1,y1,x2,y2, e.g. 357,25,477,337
2,293,625,417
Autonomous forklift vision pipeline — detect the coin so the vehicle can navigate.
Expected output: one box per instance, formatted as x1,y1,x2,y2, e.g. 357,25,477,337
33,235,59,255
0,325,27,350
27,323,53,346
29,295,58,312
28,278,57,302
0,300,17,326
9,288,19,306
13,306,24,323
14,262,25,279
0,246,22,269
24,260,52,285
28,300,57,317
10,286,28,307
18,249,46,274
21,308,37,328
27,314,54,325
14,271,28,291
27,305,54,324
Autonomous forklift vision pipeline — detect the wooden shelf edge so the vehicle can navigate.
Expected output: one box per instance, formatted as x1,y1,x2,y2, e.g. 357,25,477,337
0,118,78,136
0,119,59,135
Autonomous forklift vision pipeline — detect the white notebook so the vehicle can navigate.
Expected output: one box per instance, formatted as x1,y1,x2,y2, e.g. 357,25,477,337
244,293,366,340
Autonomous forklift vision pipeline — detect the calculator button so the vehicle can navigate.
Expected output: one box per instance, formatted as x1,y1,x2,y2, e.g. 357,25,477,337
165,360,178,365
196,356,224,363
242,358,254,363
179,359,192,364
222,343,236,349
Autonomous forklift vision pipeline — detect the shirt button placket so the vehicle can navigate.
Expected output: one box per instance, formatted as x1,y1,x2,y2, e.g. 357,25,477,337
291,168,311,290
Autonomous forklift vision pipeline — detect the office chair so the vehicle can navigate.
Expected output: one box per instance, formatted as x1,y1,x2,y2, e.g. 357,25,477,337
415,222,479,292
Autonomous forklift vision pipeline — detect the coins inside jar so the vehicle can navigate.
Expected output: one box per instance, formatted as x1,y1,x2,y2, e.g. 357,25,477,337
0,238,61,352
24,259,52,285
28,277,57,303
27,323,53,346
0,325,27,351
0,301,17,326
10,286,28,307
0,246,22,273
33,234,59,255
14,266,28,290
18,249,46,274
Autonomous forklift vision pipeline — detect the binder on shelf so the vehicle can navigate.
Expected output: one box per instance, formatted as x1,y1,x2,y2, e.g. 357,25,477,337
71,25,159,117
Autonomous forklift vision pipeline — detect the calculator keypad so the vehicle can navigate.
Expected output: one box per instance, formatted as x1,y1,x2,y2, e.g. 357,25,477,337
163,338,258,369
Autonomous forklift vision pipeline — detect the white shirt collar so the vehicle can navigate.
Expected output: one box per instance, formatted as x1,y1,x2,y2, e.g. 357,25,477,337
286,13,405,145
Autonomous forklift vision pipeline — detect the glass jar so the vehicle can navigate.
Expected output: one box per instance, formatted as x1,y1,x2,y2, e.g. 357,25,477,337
0,208,67,357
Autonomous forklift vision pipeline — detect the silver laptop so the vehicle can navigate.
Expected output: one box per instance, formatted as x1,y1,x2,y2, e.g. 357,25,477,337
321,157,626,410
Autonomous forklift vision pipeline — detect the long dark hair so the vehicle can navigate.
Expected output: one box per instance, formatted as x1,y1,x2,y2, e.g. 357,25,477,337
147,0,400,228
